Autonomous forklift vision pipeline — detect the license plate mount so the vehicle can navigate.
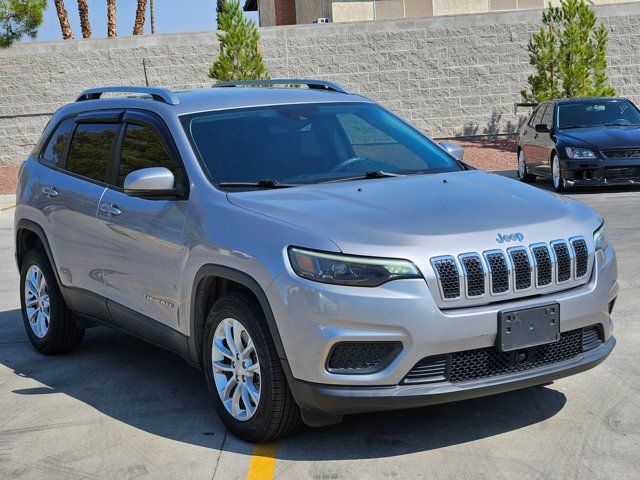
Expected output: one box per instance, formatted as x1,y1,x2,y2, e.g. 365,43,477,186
498,303,560,352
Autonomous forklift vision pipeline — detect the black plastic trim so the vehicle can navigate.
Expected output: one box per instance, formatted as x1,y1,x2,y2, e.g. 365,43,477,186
188,265,288,365
287,337,615,415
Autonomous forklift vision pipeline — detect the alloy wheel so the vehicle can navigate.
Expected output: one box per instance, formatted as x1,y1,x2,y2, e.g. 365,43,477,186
518,150,526,179
24,265,50,338
211,317,261,421
552,155,561,189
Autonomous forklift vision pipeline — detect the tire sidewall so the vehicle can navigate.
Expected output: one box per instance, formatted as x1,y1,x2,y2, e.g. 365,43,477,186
203,296,274,438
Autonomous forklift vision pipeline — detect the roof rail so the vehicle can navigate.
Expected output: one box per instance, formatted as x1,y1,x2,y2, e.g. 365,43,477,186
214,79,351,94
76,86,180,105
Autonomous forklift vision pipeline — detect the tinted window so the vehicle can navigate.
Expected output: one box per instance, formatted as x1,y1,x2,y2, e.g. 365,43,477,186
528,106,542,127
41,118,75,167
65,123,117,182
557,100,640,128
117,124,177,187
541,104,554,127
532,105,547,126
183,103,461,186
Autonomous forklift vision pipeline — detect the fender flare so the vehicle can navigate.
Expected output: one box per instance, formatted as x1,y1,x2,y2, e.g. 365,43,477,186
188,264,288,366
15,219,70,304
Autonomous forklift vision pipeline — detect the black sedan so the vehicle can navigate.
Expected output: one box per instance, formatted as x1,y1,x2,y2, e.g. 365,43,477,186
517,97,640,192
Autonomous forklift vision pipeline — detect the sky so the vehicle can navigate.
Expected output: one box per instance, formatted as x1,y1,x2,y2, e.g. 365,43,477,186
23,0,258,43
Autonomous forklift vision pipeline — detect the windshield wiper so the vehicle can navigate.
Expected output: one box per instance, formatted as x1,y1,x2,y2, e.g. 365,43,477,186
560,125,592,129
327,170,405,183
604,123,640,127
218,179,297,189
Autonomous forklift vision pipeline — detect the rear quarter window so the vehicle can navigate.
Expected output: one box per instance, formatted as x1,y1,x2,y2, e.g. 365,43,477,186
40,118,75,167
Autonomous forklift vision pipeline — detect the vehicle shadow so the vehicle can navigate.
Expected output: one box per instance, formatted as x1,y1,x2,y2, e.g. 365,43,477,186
0,307,566,460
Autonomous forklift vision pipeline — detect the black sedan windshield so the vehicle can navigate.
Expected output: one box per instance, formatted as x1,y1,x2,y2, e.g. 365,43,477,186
182,102,462,186
558,99,640,129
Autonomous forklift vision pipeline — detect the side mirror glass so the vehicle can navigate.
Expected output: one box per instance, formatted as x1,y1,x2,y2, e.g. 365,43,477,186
124,167,176,197
439,141,464,161
535,123,549,133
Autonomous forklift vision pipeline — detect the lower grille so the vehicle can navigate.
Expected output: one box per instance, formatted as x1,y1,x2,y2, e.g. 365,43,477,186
582,325,603,351
326,342,401,374
402,326,603,385
403,355,447,384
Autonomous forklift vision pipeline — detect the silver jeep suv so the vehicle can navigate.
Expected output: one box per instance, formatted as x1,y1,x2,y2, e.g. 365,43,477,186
14,80,617,442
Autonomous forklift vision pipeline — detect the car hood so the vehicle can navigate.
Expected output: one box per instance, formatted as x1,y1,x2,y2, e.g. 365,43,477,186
226,171,598,257
559,125,640,150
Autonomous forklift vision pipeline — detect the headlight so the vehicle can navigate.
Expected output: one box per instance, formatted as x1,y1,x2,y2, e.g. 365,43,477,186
565,147,596,159
288,247,422,287
594,221,608,251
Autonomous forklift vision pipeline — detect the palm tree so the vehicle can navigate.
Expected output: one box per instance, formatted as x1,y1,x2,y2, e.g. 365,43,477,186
107,0,117,37
77,0,91,38
133,0,147,35
150,0,155,34
54,0,73,40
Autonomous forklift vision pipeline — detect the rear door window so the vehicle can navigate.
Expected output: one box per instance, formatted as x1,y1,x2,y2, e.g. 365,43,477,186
41,118,75,167
65,123,118,183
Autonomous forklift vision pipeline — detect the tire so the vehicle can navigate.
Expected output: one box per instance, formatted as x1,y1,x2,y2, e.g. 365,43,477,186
203,292,302,442
19,248,84,354
517,149,536,183
551,154,568,193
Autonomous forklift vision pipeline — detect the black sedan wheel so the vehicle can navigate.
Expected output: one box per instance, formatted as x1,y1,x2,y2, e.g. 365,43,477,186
518,150,536,183
552,154,569,193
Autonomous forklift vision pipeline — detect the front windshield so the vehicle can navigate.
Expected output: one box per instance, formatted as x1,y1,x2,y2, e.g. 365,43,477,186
557,100,640,129
182,102,462,186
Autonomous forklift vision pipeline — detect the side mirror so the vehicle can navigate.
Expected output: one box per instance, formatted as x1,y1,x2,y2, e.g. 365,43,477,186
439,141,464,160
535,123,549,133
124,167,176,197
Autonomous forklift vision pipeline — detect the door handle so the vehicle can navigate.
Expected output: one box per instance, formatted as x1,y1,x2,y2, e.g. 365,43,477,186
100,203,122,216
41,186,58,197
534,133,539,139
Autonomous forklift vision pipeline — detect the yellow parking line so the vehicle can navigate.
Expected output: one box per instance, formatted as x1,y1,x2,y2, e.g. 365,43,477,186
0,202,16,212
246,442,278,480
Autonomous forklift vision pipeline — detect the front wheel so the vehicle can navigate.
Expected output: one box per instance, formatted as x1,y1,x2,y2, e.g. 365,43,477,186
552,154,568,192
203,292,302,442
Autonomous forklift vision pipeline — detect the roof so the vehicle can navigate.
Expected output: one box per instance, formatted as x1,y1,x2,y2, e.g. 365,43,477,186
553,97,629,104
60,84,371,120
173,86,368,115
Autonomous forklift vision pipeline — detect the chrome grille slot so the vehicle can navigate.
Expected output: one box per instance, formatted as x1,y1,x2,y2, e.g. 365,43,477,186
459,253,485,297
484,251,510,294
531,244,553,287
571,237,589,278
430,236,591,305
508,247,532,291
551,240,572,283
431,256,460,300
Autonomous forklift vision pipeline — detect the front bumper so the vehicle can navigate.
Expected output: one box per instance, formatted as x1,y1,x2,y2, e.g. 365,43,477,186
267,244,617,388
288,335,615,415
561,158,640,186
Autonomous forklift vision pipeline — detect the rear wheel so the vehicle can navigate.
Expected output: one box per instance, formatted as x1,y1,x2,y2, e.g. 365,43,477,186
20,249,84,354
203,292,302,442
517,149,536,183
552,154,568,192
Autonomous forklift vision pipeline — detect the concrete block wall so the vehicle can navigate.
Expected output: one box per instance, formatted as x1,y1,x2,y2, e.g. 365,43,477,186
1,2,640,166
